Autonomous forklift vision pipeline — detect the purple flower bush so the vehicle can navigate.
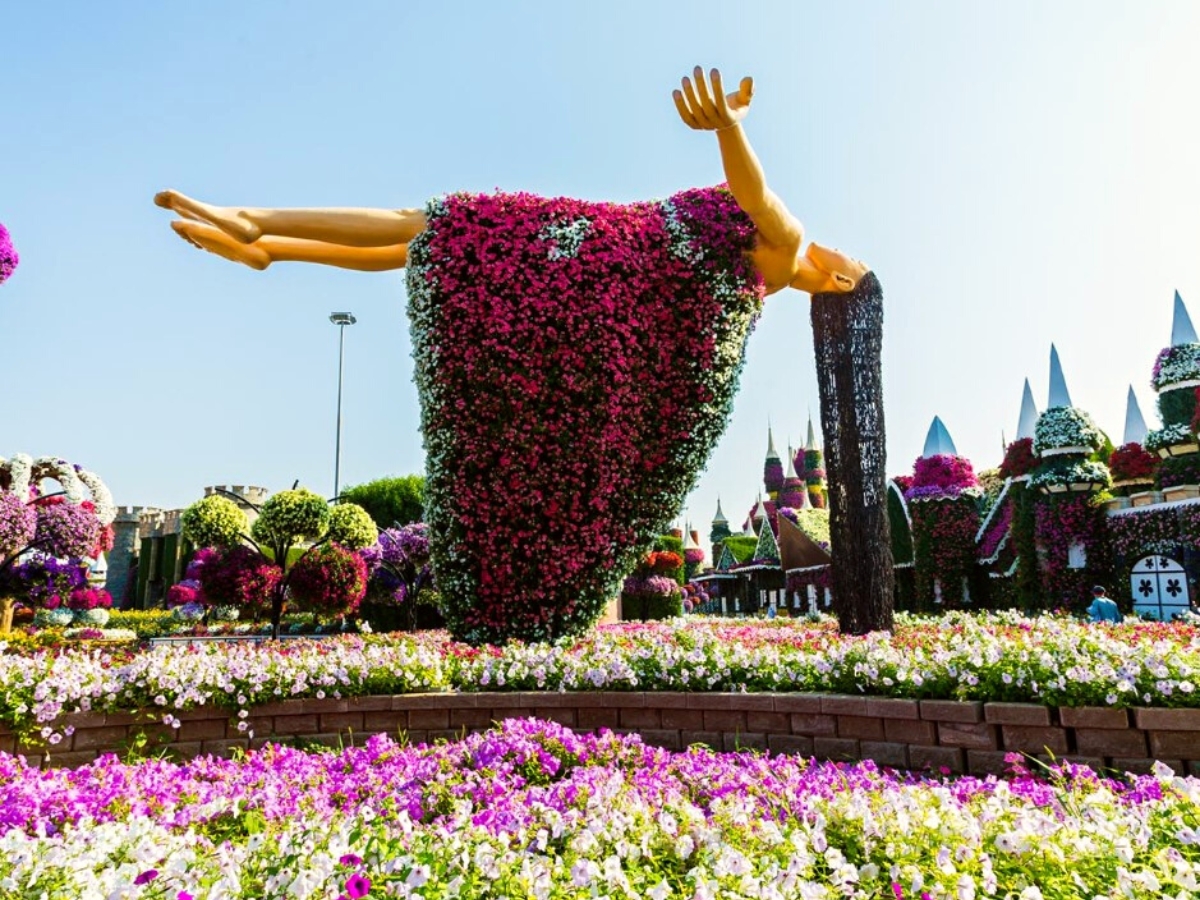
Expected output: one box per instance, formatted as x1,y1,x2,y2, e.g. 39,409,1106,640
0,719,1197,897
0,222,18,286
408,187,762,643
32,502,102,561
0,493,36,561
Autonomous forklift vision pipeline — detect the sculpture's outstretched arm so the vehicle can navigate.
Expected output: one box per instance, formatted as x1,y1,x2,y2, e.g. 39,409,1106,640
673,68,803,249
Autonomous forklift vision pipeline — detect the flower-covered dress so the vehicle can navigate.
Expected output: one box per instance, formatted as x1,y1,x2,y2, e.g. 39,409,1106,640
406,186,764,643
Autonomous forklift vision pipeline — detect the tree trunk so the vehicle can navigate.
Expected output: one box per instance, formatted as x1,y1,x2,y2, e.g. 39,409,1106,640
811,272,895,634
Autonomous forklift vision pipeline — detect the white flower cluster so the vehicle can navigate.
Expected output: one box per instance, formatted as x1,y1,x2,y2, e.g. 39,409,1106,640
1032,407,1104,456
1145,423,1196,453
540,217,592,260
660,200,699,261
1153,343,1200,391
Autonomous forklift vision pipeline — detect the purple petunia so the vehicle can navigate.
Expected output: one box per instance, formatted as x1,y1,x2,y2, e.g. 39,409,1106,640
133,869,158,885
344,872,371,898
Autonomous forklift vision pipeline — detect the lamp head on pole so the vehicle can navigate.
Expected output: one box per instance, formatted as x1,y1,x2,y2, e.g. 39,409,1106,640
329,312,357,326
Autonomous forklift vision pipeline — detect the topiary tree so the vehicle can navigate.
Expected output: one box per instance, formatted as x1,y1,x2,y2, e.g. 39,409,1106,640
182,486,375,637
327,504,379,550
288,543,368,619
180,495,247,549
338,475,424,529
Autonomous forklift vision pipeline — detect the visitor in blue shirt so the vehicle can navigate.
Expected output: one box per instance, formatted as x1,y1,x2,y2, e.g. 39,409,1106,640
1087,586,1121,623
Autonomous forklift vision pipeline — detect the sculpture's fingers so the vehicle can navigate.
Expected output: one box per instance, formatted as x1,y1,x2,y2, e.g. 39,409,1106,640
710,69,733,121
693,65,718,119
681,75,715,129
736,76,754,109
672,89,702,129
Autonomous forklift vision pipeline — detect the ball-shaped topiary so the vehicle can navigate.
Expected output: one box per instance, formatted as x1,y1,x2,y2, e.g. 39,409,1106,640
197,545,281,613
251,488,330,549
33,503,101,560
325,503,378,550
288,543,368,617
181,495,248,549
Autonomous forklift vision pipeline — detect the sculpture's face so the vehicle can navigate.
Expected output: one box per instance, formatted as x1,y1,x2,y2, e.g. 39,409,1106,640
791,243,869,294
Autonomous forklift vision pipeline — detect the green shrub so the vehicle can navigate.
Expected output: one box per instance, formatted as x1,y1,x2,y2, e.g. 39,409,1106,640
181,495,246,548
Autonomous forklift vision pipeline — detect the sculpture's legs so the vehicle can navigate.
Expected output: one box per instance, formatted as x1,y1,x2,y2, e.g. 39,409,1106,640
811,271,895,634
171,221,408,272
155,190,427,248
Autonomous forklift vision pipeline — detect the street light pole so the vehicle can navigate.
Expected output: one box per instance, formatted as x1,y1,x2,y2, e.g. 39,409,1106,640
329,312,357,501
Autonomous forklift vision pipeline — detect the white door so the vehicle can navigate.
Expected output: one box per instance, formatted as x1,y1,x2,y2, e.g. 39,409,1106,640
1130,556,1192,621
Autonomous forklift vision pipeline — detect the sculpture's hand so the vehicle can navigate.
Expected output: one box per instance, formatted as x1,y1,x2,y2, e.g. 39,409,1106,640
673,67,753,131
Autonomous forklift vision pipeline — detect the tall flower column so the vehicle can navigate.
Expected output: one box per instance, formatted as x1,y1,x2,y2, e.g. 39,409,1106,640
1146,294,1200,489
905,419,981,611
1029,348,1112,610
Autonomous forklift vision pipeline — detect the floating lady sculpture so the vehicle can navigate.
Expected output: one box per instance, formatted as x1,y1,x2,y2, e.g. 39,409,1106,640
157,68,892,641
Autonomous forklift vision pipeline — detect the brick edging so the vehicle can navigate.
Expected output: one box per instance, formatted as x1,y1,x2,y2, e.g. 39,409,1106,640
3,692,1198,776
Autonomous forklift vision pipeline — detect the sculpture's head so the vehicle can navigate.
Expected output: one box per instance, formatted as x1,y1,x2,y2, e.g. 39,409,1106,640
790,243,868,295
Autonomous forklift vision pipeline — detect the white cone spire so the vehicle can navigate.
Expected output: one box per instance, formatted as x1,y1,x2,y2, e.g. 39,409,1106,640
1016,378,1039,440
921,416,959,458
1123,386,1150,446
1047,344,1073,409
1172,290,1198,346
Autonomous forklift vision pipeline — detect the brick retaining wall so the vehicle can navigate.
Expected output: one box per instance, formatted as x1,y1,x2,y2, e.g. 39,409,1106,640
5,692,1199,776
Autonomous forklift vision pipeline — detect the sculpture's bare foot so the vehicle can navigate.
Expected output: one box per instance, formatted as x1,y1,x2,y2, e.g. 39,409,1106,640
171,220,270,270
155,190,262,243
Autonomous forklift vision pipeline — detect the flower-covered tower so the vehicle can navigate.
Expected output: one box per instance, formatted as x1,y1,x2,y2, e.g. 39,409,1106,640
709,498,731,565
905,417,982,610
796,414,827,509
763,426,784,500
1109,386,1159,496
994,378,1042,609
1146,292,1200,489
778,444,809,510
1029,345,1112,610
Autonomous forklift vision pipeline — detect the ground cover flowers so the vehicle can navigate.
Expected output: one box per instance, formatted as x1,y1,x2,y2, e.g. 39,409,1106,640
3,614,1200,744
2,718,1199,898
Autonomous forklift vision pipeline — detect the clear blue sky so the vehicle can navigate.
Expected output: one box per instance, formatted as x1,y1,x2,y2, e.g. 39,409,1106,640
3,2,1199,538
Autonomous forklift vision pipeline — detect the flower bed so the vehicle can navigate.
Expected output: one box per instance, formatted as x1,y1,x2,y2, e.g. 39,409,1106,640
4,614,1200,747
2,718,1199,899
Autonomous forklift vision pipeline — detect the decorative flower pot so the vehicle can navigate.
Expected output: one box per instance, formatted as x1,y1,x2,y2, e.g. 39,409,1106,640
1043,483,1070,494
34,607,75,628
1163,485,1200,503
1067,482,1105,493
1104,496,1132,511
1158,443,1200,459
74,608,110,628
1130,490,1165,508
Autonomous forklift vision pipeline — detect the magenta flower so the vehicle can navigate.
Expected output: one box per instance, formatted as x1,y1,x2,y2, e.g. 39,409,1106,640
338,854,363,867
344,873,371,898
0,222,18,286
133,869,158,885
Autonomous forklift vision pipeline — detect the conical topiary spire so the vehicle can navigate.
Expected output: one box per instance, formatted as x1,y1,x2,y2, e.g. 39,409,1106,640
921,416,959,458
1123,386,1150,446
806,413,818,451
1048,344,1073,409
766,425,780,461
1016,378,1039,441
1172,290,1198,347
